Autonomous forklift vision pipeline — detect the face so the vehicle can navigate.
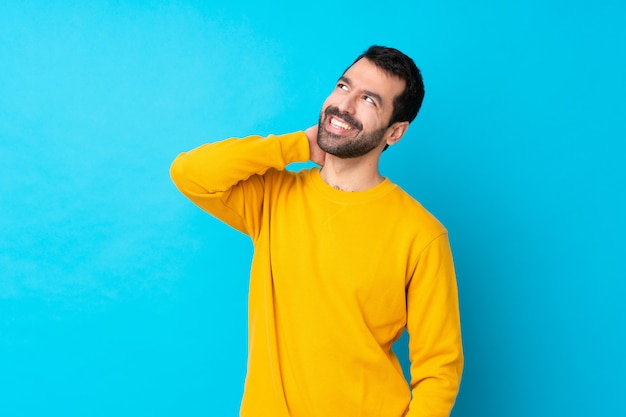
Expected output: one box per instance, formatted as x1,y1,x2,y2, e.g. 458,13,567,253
317,58,406,158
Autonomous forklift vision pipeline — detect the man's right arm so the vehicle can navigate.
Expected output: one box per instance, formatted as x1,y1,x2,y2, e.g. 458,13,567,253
170,132,310,236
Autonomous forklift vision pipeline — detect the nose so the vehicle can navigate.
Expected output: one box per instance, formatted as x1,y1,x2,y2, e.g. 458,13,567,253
336,92,358,115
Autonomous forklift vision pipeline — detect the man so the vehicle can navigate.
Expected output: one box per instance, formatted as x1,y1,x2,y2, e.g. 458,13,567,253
170,45,463,417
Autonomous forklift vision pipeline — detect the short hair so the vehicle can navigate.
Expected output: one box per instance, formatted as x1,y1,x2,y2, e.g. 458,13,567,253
348,45,425,126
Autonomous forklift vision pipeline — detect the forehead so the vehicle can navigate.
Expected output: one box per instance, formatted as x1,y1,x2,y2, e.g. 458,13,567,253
343,58,406,104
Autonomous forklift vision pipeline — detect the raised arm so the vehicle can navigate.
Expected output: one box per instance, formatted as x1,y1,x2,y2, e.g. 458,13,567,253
170,132,310,236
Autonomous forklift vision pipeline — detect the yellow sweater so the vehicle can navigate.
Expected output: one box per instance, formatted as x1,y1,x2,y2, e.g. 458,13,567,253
170,132,463,417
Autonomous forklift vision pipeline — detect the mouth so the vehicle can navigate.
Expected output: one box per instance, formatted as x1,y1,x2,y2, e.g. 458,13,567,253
323,107,362,136
329,115,356,131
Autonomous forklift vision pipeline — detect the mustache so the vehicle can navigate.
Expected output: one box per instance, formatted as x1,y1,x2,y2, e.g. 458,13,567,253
323,106,363,130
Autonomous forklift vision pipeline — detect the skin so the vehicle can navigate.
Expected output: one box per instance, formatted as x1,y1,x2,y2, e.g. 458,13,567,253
304,58,410,192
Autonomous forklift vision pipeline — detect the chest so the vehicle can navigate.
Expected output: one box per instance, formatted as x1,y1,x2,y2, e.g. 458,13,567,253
264,192,417,329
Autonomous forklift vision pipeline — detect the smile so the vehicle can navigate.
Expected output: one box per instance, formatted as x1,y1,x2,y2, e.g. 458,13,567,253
329,116,353,131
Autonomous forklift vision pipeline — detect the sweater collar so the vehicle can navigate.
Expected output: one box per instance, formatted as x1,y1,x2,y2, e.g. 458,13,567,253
306,168,396,203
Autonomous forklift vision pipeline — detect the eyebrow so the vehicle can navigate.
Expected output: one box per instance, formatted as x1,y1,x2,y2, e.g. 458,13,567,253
339,76,383,106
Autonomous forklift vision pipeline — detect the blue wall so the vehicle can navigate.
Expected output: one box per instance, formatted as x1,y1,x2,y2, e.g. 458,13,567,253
1,1,624,416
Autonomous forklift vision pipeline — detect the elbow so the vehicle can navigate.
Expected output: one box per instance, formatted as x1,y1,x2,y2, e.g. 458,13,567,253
170,152,218,198
169,153,193,195
169,154,183,184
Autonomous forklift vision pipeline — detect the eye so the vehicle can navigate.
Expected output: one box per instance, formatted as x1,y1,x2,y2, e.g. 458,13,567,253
337,83,349,91
363,95,376,106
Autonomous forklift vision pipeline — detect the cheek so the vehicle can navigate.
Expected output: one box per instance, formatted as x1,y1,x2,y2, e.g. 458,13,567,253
321,95,336,112
359,108,386,130
322,89,347,108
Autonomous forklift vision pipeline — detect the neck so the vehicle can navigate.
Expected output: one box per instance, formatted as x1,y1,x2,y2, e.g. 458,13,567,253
319,153,384,192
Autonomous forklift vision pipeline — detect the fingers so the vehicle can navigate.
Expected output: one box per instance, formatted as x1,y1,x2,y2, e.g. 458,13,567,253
304,125,325,166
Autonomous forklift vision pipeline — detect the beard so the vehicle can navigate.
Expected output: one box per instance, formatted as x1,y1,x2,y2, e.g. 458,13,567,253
317,106,387,159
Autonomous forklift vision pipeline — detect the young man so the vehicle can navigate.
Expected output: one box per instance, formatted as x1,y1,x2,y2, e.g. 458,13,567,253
170,46,463,417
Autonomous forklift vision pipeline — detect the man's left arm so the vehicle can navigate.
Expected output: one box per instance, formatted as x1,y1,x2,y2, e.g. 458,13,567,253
405,233,464,417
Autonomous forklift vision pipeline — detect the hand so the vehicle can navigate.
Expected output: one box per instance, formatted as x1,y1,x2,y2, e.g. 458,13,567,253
304,124,326,166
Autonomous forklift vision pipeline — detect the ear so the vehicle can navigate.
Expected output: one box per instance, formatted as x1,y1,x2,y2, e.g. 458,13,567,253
385,121,409,146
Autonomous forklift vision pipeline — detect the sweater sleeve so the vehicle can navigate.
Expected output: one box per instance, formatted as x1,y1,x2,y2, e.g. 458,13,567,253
405,233,464,417
169,132,310,237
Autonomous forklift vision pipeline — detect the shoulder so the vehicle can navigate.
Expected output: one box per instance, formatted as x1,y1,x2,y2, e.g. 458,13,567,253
262,166,313,194
386,184,448,236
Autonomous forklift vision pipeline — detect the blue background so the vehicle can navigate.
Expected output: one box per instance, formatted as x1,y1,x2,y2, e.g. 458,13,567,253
1,1,625,416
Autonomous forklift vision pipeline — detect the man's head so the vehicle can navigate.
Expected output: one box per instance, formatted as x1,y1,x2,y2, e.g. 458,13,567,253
353,45,425,127
317,45,424,158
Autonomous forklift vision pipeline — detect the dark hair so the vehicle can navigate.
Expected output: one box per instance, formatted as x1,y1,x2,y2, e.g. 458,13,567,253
349,45,425,126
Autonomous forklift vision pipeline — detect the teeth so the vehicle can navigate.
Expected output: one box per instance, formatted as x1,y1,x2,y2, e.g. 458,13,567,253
330,117,351,130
